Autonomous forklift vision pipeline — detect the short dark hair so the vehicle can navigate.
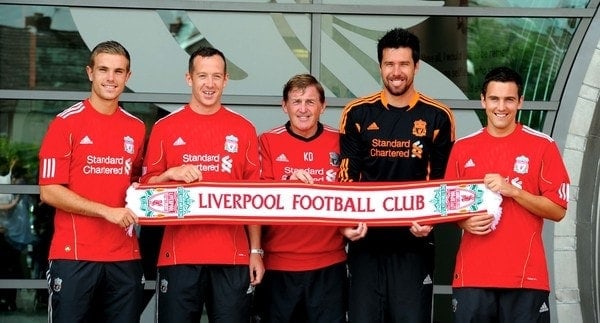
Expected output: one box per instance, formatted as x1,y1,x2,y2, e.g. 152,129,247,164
89,40,130,71
283,74,325,104
481,66,524,98
377,28,420,65
188,47,227,73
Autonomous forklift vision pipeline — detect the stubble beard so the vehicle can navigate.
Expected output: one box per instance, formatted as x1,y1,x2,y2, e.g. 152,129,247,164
385,81,409,97
384,73,414,97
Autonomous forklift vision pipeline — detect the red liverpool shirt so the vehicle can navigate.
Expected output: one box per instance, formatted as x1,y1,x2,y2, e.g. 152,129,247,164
39,99,145,261
141,105,259,266
445,124,570,291
259,122,346,271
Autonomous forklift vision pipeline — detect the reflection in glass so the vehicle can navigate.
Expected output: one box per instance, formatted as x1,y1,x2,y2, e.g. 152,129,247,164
320,13,576,130
318,14,576,103
156,10,249,80
0,5,77,31
322,0,590,8
320,11,471,100
183,11,312,96
469,0,589,8
467,16,577,130
0,5,88,91
467,17,578,101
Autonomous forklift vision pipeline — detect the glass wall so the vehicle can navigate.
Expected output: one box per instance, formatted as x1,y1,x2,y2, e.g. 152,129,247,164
322,0,590,8
0,1,596,321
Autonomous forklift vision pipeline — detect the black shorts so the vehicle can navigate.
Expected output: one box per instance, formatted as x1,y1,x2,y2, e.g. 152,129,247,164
255,262,347,323
47,259,144,323
347,246,434,323
453,287,550,323
156,264,252,323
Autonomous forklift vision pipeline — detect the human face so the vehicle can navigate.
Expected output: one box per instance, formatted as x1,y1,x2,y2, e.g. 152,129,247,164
482,81,523,137
282,85,325,138
86,53,130,103
186,55,228,113
380,47,418,99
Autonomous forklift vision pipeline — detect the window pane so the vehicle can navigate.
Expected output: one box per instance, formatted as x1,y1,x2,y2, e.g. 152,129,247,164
469,0,589,8
322,0,590,8
319,14,469,100
0,6,312,96
183,11,311,95
467,17,578,101
320,14,577,102
0,5,88,91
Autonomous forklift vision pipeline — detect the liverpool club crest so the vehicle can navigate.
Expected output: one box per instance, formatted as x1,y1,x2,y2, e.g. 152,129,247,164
513,155,529,174
124,136,134,154
224,135,239,153
139,187,194,218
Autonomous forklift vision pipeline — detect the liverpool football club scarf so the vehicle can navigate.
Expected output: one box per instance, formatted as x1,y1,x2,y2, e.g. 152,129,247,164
126,179,502,227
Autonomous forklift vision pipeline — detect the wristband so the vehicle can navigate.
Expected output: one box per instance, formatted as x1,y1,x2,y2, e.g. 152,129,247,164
250,248,264,257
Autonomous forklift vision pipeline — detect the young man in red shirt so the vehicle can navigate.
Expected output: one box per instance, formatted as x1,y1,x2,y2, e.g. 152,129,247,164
39,41,145,322
140,47,264,323
445,66,570,322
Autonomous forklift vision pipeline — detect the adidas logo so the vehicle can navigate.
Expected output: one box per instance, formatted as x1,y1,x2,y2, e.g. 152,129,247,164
367,122,379,130
275,154,289,162
80,136,93,145
422,275,432,285
173,137,186,146
539,302,548,313
465,159,475,168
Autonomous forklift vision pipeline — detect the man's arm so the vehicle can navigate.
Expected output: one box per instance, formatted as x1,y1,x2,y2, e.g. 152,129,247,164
339,108,362,182
245,132,263,284
429,110,455,180
40,184,137,228
146,165,202,184
247,224,264,286
258,134,275,180
484,173,566,222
